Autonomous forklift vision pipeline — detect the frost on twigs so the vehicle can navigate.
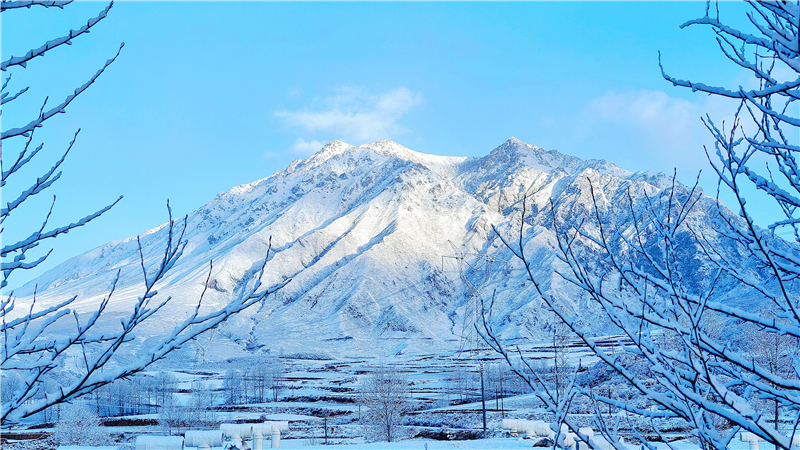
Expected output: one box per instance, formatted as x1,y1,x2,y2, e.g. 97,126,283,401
0,206,290,425
1,2,113,71
1,1,124,288
358,364,411,442
53,403,108,446
0,1,73,11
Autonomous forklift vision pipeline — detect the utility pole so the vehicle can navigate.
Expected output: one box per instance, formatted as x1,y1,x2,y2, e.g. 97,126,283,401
553,327,560,399
500,373,504,418
480,363,487,439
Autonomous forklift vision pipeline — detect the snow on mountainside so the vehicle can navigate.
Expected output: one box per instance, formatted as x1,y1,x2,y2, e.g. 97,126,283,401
10,138,748,360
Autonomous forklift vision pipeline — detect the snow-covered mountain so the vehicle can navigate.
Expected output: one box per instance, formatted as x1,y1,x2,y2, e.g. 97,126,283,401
11,138,741,360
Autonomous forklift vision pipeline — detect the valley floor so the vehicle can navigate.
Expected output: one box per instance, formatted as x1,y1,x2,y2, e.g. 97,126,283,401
3,345,789,450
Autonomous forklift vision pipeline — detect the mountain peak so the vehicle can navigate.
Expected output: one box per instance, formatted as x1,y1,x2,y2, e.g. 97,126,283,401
311,139,412,162
487,138,554,162
360,139,407,153
318,140,352,157
302,139,466,178
496,137,543,153
486,137,572,171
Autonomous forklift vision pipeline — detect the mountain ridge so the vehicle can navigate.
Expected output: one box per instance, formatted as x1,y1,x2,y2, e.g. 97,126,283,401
10,138,747,359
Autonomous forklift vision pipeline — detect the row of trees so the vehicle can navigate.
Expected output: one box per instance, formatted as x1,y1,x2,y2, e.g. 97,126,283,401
356,362,537,443
445,361,530,405
481,2,800,449
158,380,219,435
82,361,288,420
222,359,286,405
39,363,287,439
89,372,171,417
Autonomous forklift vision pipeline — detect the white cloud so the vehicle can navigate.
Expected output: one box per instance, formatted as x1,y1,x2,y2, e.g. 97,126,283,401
275,86,423,143
287,84,304,98
579,89,742,172
261,151,280,159
290,138,325,156
587,90,699,147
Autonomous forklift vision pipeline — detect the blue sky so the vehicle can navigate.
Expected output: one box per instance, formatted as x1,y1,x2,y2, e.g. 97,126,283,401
2,1,766,288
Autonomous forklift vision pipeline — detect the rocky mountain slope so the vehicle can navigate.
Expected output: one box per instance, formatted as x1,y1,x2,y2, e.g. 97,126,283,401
11,138,745,360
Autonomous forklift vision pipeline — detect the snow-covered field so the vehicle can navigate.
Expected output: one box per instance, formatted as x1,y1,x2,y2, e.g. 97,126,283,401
4,342,778,450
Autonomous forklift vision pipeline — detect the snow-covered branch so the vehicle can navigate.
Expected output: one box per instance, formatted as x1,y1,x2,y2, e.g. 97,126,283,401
0,0,72,11
1,1,292,426
0,208,291,424
0,2,112,71
485,169,799,449
1,41,124,141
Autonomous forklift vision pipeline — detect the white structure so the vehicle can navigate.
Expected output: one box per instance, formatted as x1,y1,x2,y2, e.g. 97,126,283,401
534,421,556,439
135,436,185,450
184,430,224,448
221,423,254,439
738,433,800,450
252,422,288,450
252,431,264,450
501,418,520,436
219,422,288,450
567,433,580,449
264,421,289,432
251,421,288,436
271,428,280,449
741,432,764,450
220,424,254,448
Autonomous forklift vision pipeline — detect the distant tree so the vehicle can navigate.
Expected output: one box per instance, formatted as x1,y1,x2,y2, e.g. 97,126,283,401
253,364,268,403
140,374,158,414
223,368,244,405
108,379,125,416
550,316,571,400
189,381,216,426
53,403,107,446
155,371,176,409
358,364,411,443
481,2,800,449
0,371,22,405
746,308,796,431
158,391,190,436
446,366,466,404
269,357,286,402
251,356,284,403
0,2,290,426
242,367,253,404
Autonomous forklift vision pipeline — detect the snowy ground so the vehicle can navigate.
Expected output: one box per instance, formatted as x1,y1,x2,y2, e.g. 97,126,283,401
2,343,782,449
8,437,779,450
274,438,771,450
